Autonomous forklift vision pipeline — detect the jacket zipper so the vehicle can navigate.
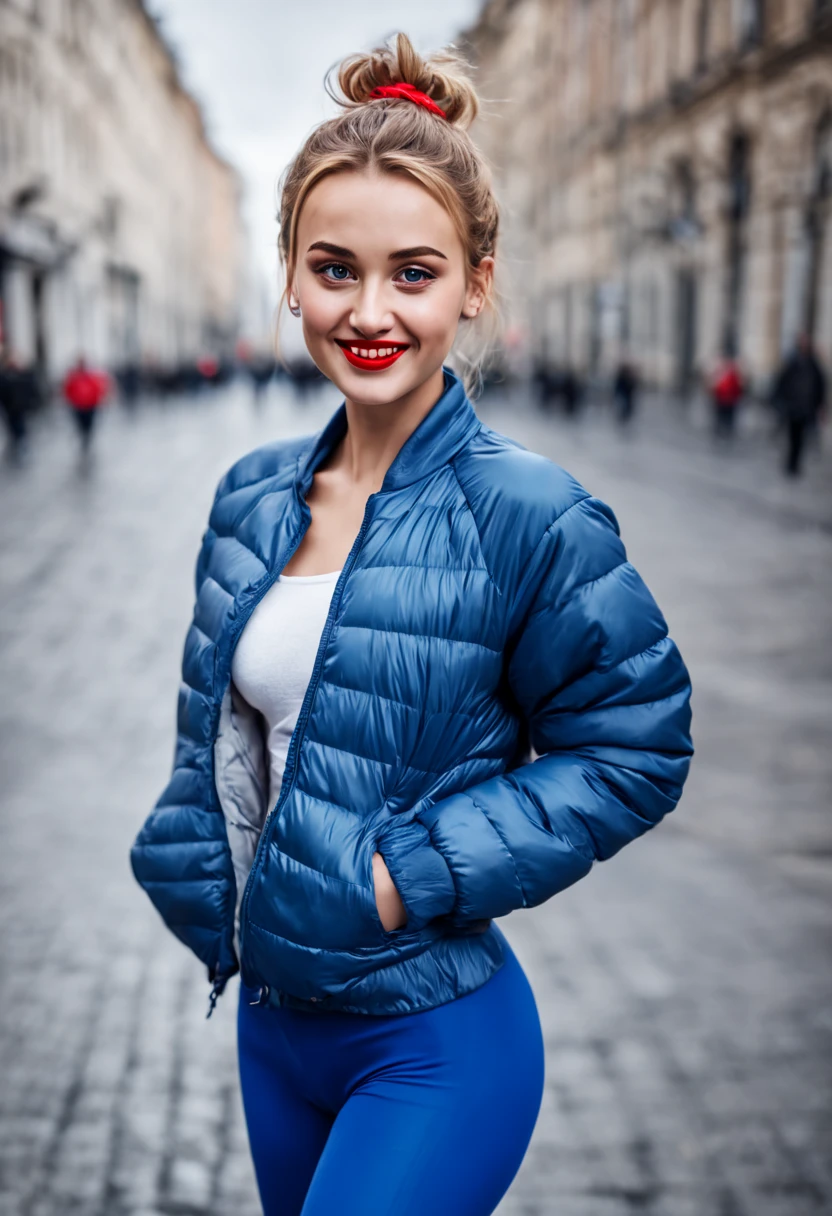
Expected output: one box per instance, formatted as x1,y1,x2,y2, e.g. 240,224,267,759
235,491,378,997
204,492,312,1014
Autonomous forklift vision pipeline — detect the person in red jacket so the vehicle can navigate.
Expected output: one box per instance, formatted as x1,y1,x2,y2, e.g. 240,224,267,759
63,357,110,453
710,353,744,439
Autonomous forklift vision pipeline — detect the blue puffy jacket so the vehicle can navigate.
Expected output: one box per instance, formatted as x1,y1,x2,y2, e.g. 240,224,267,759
131,369,693,1015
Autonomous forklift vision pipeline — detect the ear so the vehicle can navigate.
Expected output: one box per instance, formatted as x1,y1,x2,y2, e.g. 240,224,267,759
461,257,495,320
286,264,302,312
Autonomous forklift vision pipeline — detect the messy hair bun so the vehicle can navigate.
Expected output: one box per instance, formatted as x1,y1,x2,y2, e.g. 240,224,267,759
278,32,499,391
334,33,479,129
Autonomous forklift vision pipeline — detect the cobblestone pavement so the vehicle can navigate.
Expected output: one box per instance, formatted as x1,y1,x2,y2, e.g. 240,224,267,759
1,381,830,1216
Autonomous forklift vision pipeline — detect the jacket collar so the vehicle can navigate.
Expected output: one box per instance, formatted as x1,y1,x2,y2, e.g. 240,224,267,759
296,366,481,496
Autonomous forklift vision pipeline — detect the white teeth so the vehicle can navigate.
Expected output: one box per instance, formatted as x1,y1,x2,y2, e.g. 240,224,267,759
344,344,405,359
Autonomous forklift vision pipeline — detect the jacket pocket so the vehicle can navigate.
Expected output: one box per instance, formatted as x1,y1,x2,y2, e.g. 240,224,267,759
247,831,389,954
372,811,457,934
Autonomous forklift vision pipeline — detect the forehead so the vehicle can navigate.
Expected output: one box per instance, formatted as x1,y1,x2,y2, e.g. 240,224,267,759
297,170,463,260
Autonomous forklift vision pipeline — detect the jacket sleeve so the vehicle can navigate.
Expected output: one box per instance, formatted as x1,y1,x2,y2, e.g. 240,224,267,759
378,494,694,930
130,486,238,981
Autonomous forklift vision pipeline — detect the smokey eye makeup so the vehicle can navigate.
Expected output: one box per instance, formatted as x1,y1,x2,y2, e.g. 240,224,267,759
310,260,438,287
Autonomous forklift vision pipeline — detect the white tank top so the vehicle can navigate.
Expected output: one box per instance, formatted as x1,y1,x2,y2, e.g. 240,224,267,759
231,569,342,809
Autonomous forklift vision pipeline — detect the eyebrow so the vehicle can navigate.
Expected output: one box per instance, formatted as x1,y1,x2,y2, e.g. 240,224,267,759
305,241,448,262
389,246,447,262
306,241,355,258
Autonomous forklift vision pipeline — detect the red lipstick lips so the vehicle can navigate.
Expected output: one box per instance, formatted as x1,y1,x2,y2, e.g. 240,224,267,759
335,339,410,372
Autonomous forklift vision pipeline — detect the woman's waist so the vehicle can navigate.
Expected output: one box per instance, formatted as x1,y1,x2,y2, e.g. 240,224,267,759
242,920,508,1017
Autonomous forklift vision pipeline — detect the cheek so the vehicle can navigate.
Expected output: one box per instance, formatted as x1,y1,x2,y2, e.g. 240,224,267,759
298,284,342,340
406,280,466,346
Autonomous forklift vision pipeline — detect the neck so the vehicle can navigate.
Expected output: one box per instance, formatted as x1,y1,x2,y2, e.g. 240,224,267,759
332,365,446,488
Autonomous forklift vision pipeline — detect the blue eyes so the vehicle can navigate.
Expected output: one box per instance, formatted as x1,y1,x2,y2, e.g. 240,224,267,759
317,263,434,285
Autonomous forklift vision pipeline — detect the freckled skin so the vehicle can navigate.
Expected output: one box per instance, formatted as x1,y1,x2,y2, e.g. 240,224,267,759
284,169,493,930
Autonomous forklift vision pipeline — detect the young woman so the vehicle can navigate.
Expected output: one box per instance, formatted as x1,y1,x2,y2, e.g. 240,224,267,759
132,35,693,1216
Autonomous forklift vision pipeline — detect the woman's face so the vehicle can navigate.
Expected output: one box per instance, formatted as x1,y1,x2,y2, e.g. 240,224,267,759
291,169,491,408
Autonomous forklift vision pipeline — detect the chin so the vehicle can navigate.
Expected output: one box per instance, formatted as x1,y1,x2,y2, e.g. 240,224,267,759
343,374,416,406
318,353,440,406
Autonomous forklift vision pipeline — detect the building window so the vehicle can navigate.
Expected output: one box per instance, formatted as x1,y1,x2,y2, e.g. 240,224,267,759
804,113,832,337
673,159,697,224
697,1,710,70
728,133,752,222
737,0,764,47
668,159,701,243
724,132,752,355
645,279,659,345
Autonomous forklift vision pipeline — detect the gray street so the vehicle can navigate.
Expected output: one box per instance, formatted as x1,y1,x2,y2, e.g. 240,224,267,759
1,382,830,1216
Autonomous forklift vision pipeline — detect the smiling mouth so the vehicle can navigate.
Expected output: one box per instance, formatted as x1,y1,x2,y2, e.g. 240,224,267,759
335,340,411,371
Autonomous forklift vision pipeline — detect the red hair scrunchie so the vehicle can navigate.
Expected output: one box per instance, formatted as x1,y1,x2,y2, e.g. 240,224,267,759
369,82,447,120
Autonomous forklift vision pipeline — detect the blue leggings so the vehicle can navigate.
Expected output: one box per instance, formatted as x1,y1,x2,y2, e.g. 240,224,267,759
237,937,545,1215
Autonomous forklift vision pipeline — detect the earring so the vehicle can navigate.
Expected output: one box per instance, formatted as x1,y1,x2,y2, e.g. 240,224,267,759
289,303,301,318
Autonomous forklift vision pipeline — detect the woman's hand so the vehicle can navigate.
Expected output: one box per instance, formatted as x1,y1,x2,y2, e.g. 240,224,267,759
372,851,407,932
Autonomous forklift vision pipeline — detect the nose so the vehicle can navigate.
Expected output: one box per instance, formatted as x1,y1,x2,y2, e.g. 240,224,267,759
349,279,394,338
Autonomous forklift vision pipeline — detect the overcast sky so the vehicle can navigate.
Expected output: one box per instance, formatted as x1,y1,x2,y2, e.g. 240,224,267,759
151,0,483,310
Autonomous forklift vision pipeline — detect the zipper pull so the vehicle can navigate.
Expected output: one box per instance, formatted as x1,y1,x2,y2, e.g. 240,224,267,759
206,974,229,1019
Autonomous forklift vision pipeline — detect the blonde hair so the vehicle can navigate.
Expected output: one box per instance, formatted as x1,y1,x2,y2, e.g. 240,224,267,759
277,33,500,392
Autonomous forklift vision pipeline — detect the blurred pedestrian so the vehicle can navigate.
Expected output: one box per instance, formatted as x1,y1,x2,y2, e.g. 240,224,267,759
772,334,827,477
613,359,639,424
0,351,39,464
710,353,744,439
561,366,582,416
63,356,110,454
533,359,559,413
131,32,692,1216
118,360,141,410
196,354,220,390
286,354,325,399
249,353,276,406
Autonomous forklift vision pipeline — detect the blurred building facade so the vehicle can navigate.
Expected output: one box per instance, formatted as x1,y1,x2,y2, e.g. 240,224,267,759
465,0,832,391
0,0,246,380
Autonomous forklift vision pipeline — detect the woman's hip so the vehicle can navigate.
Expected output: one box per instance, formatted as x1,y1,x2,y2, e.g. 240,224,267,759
238,929,544,1114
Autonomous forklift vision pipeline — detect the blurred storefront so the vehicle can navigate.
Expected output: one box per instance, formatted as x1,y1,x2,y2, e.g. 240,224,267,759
0,0,246,383
465,0,832,392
